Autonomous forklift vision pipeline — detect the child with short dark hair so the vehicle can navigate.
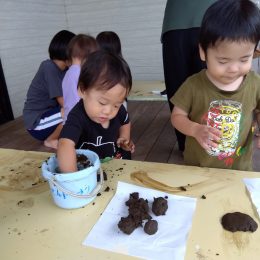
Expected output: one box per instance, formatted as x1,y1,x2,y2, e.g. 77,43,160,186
57,50,134,173
96,31,128,109
23,30,75,149
62,34,98,122
96,31,122,57
171,0,260,171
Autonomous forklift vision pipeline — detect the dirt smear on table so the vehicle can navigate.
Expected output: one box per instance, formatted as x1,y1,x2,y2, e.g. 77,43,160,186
0,158,48,192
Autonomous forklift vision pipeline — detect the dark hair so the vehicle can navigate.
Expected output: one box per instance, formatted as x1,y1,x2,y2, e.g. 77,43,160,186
78,50,132,95
199,0,260,53
96,31,122,57
67,34,98,62
48,30,75,60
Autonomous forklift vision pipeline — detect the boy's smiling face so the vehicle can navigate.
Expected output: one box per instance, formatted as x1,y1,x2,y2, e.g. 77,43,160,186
200,40,255,90
80,83,127,128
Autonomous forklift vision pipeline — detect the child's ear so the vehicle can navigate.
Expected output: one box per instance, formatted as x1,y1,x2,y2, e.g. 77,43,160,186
199,44,206,61
78,86,84,98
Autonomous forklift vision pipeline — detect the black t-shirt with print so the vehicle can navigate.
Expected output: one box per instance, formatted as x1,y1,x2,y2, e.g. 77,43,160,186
60,99,130,159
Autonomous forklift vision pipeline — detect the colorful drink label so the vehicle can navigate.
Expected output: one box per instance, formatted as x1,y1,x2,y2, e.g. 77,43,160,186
207,100,242,157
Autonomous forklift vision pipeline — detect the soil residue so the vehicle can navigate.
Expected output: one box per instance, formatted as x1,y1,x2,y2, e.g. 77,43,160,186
17,197,34,208
0,158,47,192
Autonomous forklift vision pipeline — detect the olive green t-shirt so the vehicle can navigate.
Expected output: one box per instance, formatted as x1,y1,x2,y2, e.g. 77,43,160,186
171,70,260,171
162,0,216,35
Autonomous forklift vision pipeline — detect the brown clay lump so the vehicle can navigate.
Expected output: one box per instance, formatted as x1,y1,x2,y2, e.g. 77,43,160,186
144,219,158,235
118,216,136,235
126,193,151,227
118,192,151,234
221,212,258,232
152,197,168,216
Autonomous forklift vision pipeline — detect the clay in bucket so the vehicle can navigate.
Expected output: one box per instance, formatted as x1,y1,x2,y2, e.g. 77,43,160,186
41,149,103,209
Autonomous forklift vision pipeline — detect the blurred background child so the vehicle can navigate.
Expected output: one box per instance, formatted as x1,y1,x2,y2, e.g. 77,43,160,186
96,31,127,109
62,34,98,123
57,50,134,173
23,30,75,149
96,31,122,57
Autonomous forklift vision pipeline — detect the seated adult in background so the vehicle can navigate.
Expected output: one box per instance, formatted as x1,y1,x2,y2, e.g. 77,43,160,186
161,0,216,152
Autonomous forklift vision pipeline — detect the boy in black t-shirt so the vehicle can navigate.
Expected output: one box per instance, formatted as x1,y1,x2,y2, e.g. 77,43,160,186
57,50,134,173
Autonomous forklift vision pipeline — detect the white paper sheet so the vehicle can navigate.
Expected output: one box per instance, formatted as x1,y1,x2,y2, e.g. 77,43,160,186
83,181,197,260
243,178,260,217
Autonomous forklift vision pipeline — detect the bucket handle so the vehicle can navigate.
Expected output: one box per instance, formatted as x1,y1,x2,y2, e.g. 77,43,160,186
48,168,104,199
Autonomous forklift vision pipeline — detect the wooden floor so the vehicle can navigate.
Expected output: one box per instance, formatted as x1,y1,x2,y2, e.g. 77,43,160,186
0,100,259,171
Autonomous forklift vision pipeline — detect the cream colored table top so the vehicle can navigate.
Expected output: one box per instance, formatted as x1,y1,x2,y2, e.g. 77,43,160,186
128,81,167,101
0,148,260,260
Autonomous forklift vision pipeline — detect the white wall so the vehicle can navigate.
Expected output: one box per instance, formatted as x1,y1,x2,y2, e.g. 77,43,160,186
0,0,69,118
65,0,165,80
0,0,166,118
1,0,260,119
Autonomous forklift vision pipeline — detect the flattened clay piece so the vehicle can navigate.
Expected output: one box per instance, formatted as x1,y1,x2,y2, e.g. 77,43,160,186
118,216,136,235
152,197,168,216
221,212,258,232
144,220,158,235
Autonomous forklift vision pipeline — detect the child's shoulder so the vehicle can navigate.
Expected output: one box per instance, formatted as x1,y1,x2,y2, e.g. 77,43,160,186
246,70,260,86
40,59,64,75
39,59,57,70
182,69,206,86
40,59,53,66
248,70,260,79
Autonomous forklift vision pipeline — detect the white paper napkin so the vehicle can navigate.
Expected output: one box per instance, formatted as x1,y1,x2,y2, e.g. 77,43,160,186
243,178,260,217
83,181,197,260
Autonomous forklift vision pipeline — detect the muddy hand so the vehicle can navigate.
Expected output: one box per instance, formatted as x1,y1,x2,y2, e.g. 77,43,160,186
117,138,135,152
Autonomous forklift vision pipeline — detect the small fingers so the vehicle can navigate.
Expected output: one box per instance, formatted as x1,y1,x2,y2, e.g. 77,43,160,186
203,138,218,153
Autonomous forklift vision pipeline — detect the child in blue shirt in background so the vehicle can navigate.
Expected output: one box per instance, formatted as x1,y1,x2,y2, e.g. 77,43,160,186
23,30,75,149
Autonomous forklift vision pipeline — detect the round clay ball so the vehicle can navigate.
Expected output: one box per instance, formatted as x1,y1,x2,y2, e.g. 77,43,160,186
152,197,168,216
144,219,158,235
118,216,136,235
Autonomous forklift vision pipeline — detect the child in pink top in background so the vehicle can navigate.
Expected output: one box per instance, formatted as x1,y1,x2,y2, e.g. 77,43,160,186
62,34,98,123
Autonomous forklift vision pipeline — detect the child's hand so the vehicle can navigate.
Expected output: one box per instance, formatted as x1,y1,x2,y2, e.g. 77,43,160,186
117,138,135,153
193,124,221,152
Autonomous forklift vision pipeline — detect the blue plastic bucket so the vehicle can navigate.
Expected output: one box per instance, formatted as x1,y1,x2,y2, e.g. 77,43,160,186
41,149,103,209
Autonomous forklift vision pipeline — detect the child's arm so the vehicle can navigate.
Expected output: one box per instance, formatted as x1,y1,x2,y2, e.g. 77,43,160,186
171,106,221,151
57,138,77,172
117,122,135,153
56,96,64,107
56,96,64,118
